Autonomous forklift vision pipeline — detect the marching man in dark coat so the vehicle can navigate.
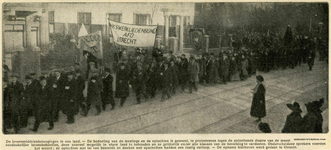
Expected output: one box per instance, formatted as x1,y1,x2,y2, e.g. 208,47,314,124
63,71,77,124
29,72,40,117
29,76,54,132
219,53,230,84
133,64,145,104
146,62,158,98
49,69,65,121
74,69,85,114
102,67,115,110
188,56,200,93
20,75,35,128
116,63,130,107
282,102,303,133
160,62,173,101
85,68,103,116
169,60,179,94
250,75,266,122
7,74,24,133
178,54,189,91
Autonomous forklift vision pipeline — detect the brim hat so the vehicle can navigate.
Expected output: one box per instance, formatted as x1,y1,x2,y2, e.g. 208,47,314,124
312,98,324,109
89,62,95,65
25,75,32,80
11,73,19,78
119,62,125,66
75,69,82,73
90,68,99,73
54,69,61,73
256,75,264,82
39,76,46,81
41,70,49,75
286,102,302,112
104,67,111,73
66,71,74,76
29,72,36,76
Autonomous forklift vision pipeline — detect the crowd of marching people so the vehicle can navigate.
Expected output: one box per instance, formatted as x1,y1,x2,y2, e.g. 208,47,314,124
2,26,327,134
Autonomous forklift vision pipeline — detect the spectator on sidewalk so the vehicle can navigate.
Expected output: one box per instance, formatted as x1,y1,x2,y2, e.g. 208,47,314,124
250,75,266,122
282,102,303,133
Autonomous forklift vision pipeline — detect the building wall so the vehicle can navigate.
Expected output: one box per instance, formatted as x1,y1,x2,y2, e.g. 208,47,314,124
48,3,195,25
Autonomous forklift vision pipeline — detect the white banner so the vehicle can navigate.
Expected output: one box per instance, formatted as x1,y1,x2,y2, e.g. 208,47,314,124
109,20,157,47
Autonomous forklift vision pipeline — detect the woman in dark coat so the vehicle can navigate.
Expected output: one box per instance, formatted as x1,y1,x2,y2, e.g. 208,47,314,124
282,102,303,133
250,75,266,122
116,63,130,107
30,76,54,132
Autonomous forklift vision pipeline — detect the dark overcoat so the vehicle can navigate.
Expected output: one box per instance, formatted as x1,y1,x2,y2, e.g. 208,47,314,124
75,75,85,101
115,68,130,98
161,67,173,88
49,75,66,110
8,81,24,115
62,79,77,115
87,76,103,106
250,83,266,118
35,85,55,122
102,74,114,102
219,57,230,78
188,61,200,82
178,58,189,84
301,112,318,133
170,64,179,87
282,110,303,133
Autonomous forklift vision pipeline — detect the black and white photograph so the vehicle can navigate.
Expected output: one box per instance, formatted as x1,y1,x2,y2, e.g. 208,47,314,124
1,2,329,136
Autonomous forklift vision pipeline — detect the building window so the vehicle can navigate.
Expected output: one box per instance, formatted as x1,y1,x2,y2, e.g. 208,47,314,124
184,16,190,26
78,12,91,33
48,11,54,33
108,13,122,22
169,15,178,27
134,14,151,25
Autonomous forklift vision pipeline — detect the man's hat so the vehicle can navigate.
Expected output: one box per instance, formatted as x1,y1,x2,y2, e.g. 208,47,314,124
89,62,95,65
75,62,80,65
286,102,302,112
29,72,36,76
181,54,186,57
25,75,32,80
119,62,125,66
66,71,74,76
104,67,111,73
75,69,82,73
41,70,49,75
39,76,46,81
91,68,99,73
54,69,61,73
256,75,264,82
11,73,19,78
169,51,173,54
312,98,324,109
